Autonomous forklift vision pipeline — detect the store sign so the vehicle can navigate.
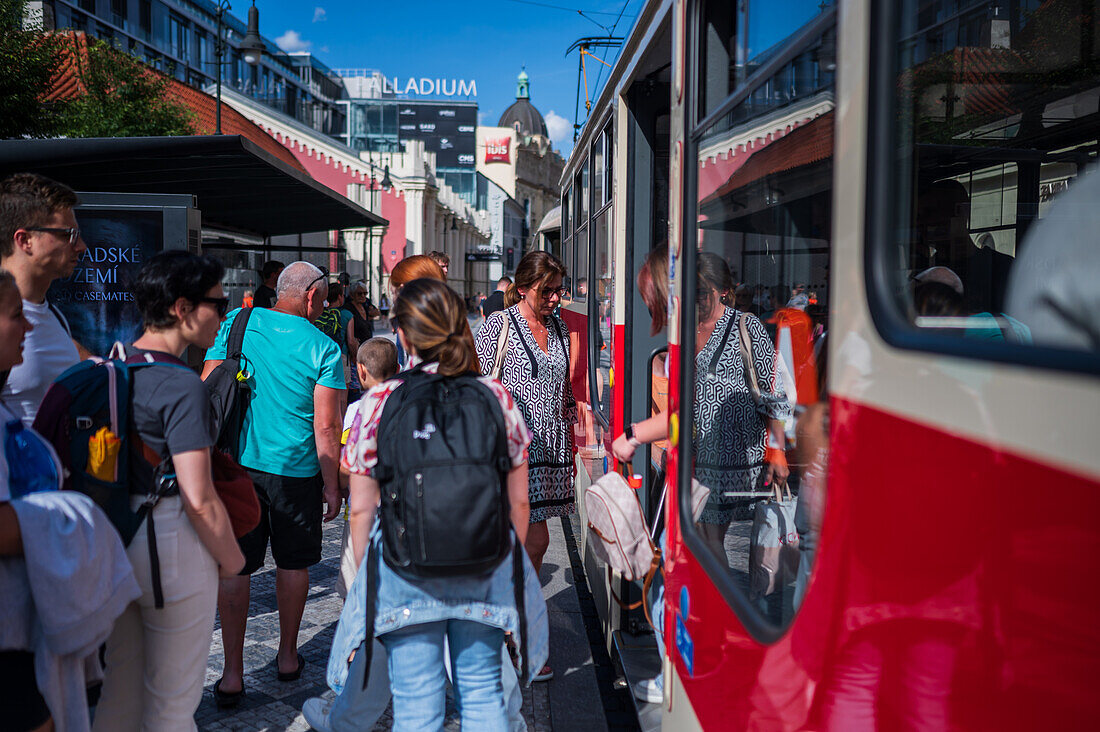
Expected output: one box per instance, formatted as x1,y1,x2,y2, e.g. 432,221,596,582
485,136,511,164
360,76,477,98
395,103,478,168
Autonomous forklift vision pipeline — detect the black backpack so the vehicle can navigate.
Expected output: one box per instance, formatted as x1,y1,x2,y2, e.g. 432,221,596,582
373,365,513,579
205,308,253,458
358,365,531,685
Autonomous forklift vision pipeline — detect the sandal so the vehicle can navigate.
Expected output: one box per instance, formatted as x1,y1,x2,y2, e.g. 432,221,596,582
276,653,305,682
212,678,244,710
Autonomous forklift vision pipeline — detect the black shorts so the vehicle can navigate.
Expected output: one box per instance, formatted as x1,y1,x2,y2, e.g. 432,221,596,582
238,469,323,574
0,651,50,730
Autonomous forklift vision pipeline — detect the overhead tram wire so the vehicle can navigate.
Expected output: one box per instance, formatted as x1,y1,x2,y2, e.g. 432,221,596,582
589,0,633,112
567,36,623,142
498,0,631,16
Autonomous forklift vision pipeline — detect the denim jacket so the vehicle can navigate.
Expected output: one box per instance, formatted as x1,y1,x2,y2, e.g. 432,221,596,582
326,521,549,694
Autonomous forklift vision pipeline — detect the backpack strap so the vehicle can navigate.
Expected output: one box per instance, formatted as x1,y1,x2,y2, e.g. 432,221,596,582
513,538,529,684
360,536,380,690
227,307,253,366
46,300,71,337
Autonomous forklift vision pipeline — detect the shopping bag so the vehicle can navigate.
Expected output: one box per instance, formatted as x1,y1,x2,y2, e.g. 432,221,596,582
748,482,800,600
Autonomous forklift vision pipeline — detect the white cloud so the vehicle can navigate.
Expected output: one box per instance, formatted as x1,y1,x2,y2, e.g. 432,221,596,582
545,110,572,151
312,7,327,22
275,29,311,53
320,45,330,53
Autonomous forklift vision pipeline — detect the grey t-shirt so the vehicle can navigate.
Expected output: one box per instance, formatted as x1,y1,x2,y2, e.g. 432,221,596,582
128,348,214,488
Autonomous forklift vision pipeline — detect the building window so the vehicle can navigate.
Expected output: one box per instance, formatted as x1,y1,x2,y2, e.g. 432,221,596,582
78,0,96,13
110,0,126,27
139,0,151,36
168,13,187,59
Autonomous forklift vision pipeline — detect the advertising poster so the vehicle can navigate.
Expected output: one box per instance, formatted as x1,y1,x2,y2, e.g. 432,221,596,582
48,210,164,357
396,103,477,168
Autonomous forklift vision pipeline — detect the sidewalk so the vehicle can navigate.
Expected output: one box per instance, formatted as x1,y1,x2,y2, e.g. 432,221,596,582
196,517,602,730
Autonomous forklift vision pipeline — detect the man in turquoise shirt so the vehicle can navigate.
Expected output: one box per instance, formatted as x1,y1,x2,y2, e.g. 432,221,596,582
202,261,345,704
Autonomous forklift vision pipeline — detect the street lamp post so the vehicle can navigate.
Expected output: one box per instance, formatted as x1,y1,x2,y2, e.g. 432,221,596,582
214,0,265,134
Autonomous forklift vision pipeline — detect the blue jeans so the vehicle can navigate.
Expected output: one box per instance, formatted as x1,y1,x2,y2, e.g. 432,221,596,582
380,620,507,732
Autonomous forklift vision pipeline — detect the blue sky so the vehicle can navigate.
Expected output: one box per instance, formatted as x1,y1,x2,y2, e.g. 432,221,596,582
256,0,641,158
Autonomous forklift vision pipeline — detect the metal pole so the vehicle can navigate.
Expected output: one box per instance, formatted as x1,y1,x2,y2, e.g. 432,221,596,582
215,3,227,134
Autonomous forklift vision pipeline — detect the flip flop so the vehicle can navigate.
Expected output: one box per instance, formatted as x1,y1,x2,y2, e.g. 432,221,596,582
212,678,244,710
276,653,305,682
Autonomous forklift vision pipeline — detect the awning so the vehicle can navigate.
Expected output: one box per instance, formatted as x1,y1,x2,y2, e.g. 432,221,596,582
0,135,386,237
536,205,561,234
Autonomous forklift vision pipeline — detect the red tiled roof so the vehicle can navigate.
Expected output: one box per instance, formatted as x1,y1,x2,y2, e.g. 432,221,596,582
45,31,304,173
704,111,834,205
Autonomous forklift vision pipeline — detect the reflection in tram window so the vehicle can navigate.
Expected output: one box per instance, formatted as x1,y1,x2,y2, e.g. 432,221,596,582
889,0,1099,353
688,9,835,631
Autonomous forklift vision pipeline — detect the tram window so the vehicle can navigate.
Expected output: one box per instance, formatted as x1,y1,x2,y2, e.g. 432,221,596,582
698,0,835,118
603,127,614,206
562,185,571,239
686,11,835,634
877,0,1100,358
574,224,589,304
591,209,612,425
580,158,590,221
593,136,604,208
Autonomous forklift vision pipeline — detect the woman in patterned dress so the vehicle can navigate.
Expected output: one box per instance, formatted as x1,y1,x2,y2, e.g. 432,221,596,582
693,253,790,560
475,252,577,582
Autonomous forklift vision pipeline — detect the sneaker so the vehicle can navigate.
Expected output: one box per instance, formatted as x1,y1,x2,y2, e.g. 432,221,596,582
631,676,663,704
302,696,334,732
532,664,554,682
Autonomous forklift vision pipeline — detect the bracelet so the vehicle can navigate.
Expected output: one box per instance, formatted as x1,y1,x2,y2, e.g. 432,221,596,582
765,446,787,464
625,423,642,448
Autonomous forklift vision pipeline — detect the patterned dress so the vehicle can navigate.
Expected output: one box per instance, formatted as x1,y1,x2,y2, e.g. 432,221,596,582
695,307,790,525
475,305,578,522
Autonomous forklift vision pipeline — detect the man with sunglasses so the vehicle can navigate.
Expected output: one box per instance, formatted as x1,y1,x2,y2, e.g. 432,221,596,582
202,261,345,706
0,173,86,425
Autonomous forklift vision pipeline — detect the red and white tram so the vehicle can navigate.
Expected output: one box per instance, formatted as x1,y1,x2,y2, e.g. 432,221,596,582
555,0,1100,728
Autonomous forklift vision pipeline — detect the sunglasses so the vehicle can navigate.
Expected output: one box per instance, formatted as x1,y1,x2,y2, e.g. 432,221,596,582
196,296,230,317
25,226,81,245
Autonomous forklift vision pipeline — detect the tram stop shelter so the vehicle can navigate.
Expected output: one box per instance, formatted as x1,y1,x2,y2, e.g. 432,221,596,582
0,134,387,237
0,134,386,356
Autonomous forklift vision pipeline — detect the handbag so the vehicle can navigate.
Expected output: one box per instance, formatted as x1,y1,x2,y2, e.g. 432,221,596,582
490,311,510,380
210,448,260,538
584,469,710,626
748,481,800,601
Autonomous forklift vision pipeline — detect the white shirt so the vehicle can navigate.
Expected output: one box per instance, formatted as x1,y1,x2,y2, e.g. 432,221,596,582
1,299,80,425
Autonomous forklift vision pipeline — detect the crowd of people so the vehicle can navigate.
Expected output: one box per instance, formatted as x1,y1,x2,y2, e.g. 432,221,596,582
0,173,582,732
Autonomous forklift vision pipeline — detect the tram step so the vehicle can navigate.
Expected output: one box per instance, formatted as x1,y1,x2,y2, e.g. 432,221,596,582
612,629,662,732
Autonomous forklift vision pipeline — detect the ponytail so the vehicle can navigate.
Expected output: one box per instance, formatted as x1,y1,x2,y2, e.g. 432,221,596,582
503,282,520,308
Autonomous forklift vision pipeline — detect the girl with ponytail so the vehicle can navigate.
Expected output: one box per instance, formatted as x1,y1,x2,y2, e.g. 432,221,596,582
340,277,548,729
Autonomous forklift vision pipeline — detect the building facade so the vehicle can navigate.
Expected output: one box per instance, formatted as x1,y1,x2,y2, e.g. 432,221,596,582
337,69,479,205
491,70,565,269
34,0,345,137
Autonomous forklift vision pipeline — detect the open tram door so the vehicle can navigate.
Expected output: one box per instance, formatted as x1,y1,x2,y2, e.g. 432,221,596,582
558,3,675,727
663,0,1100,729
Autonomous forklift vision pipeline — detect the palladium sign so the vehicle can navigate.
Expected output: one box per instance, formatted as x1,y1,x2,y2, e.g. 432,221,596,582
367,76,477,98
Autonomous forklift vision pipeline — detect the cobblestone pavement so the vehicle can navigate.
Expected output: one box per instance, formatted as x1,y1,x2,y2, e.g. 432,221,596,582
196,518,553,731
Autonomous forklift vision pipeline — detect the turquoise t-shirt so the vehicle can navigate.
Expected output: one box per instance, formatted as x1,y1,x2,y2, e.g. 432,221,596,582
208,307,345,477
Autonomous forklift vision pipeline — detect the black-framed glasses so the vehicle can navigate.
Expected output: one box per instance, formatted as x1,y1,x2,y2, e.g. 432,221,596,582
24,226,81,245
195,297,230,317
307,272,328,293
541,286,568,299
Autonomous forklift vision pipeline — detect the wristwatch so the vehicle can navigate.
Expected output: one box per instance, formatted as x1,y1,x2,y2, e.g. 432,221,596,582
624,423,642,448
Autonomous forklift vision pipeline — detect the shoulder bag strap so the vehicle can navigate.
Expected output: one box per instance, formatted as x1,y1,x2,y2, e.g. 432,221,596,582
550,316,568,357
707,311,738,378
737,312,762,405
507,309,538,379
491,311,510,380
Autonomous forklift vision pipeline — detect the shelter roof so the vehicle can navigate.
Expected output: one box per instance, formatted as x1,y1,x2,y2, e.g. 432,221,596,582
0,135,386,236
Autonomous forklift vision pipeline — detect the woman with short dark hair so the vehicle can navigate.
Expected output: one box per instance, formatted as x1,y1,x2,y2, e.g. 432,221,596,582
92,251,245,730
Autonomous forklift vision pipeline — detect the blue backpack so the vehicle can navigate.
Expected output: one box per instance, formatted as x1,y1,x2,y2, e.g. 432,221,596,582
33,344,192,608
